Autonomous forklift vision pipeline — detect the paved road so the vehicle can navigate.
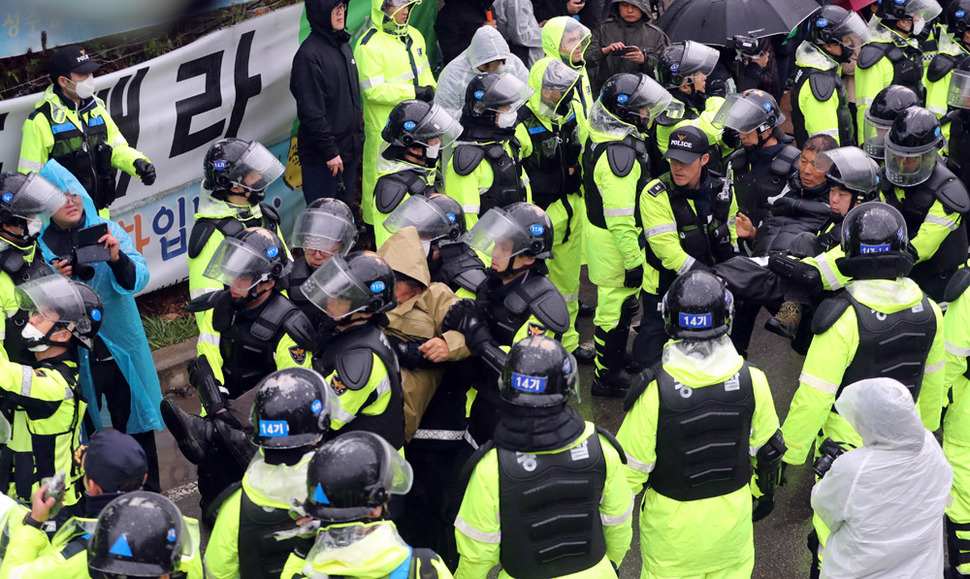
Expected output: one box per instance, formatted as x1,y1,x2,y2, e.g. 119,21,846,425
162,269,819,577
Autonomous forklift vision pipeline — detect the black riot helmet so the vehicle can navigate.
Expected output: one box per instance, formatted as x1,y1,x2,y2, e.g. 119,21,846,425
464,202,554,277
815,147,882,205
463,72,535,124
250,367,337,450
662,270,734,341
383,194,464,254
203,138,284,204
382,100,462,161
600,72,674,132
500,335,577,408
0,172,66,245
16,276,103,351
204,228,288,306
807,5,871,63
875,0,942,30
836,202,914,279
713,89,784,146
302,251,397,321
657,41,719,92
292,199,357,259
87,492,187,578
884,106,943,187
863,85,920,159
304,432,413,523
946,0,970,39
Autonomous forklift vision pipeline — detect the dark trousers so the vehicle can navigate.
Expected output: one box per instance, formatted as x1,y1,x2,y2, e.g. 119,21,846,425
86,359,161,493
632,292,667,370
302,160,358,206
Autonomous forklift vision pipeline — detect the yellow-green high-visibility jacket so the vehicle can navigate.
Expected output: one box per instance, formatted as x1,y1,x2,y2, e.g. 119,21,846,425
925,32,970,118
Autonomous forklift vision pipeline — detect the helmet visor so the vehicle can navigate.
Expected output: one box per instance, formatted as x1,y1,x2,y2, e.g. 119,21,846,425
463,208,533,269
907,0,943,22
476,73,536,113
948,68,970,110
383,0,419,15
712,93,783,133
626,75,677,121
203,237,274,290
291,209,356,256
413,104,463,148
6,174,67,219
862,112,893,158
884,143,938,186
383,195,454,243
830,11,871,51
537,61,580,119
302,256,379,321
679,41,720,78
815,147,880,197
224,142,284,193
16,276,91,333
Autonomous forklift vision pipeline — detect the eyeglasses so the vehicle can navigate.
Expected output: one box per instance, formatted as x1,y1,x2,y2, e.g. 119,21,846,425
333,3,347,13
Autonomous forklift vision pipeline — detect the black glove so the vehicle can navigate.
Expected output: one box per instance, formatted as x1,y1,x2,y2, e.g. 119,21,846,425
415,85,435,102
133,159,156,186
770,197,802,217
752,494,775,522
442,299,494,351
721,128,740,149
623,265,644,288
388,336,424,369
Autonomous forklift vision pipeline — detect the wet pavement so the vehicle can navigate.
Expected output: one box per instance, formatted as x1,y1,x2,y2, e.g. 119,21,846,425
156,269,818,576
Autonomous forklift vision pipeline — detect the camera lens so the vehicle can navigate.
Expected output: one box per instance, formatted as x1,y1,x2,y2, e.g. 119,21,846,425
76,264,96,281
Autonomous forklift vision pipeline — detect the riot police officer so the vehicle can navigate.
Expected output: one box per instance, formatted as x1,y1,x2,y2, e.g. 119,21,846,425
455,336,633,578
373,100,462,246
925,0,970,118
860,84,920,160
790,5,869,146
781,203,945,575
205,368,337,579
944,58,970,189
444,72,535,230
854,0,942,131
287,198,358,327
583,73,675,397
618,270,784,578
881,106,969,300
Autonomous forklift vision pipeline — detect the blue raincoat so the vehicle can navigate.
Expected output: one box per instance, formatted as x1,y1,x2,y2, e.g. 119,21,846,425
38,160,163,434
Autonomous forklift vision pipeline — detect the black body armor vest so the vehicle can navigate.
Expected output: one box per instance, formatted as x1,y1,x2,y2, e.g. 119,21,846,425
497,433,607,578
0,248,55,365
285,257,326,328
374,169,432,215
481,274,567,346
790,65,853,146
237,487,302,579
650,365,755,502
947,110,970,190
859,41,925,100
188,203,281,260
453,142,526,215
583,136,649,230
731,145,799,229
433,243,487,296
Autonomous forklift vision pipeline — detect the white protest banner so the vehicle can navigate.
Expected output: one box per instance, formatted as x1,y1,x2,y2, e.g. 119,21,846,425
0,4,305,294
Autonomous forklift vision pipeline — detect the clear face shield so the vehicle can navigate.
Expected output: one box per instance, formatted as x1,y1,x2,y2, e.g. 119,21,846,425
862,111,894,159
679,40,720,80
558,19,592,66
626,75,678,130
203,237,276,292
884,140,939,186
302,257,383,321
537,61,580,120
907,0,943,35
411,105,463,157
223,142,285,194
383,195,457,253
15,276,92,335
463,208,534,272
948,68,970,110
815,147,881,200
712,93,783,134
291,209,356,258
831,12,872,57
5,173,68,221
471,73,536,116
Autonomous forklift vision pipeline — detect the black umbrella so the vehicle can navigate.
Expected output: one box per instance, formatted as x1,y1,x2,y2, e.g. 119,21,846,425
657,0,820,46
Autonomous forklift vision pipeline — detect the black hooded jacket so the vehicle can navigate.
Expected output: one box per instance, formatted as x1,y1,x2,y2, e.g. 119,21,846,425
290,0,364,165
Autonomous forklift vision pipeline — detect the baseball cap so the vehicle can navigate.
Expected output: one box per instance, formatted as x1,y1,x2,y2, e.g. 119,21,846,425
49,45,101,76
663,126,709,164
77,430,147,493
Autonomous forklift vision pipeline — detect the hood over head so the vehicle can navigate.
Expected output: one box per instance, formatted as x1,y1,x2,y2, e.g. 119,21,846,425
306,0,345,34
376,226,432,287
466,26,513,70
835,377,925,451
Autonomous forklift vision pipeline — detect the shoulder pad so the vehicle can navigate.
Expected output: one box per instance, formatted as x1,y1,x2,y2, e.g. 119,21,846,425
457,440,495,490
884,46,905,63
936,176,970,215
185,289,230,313
857,43,888,69
453,268,487,294
770,145,800,177
811,293,851,335
335,348,375,391
0,249,25,276
59,537,89,560
595,425,626,464
506,276,570,334
188,221,219,259
259,202,281,230
928,53,957,83
945,267,970,302
622,366,655,412
606,144,637,178
646,180,667,198
453,145,486,177
282,309,317,350
374,175,411,214
808,73,837,102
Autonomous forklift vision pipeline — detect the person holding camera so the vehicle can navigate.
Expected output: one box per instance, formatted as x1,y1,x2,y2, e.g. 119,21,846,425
584,0,670,96
36,160,163,493
810,378,951,579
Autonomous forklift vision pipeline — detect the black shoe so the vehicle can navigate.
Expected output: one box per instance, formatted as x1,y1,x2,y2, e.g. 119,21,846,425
624,352,642,374
212,418,258,469
591,371,631,398
578,300,596,317
572,342,596,365
161,399,212,465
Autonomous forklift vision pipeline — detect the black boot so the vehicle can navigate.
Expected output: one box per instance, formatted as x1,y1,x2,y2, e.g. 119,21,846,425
212,418,258,469
571,341,596,364
160,399,213,465
578,300,596,317
591,327,632,398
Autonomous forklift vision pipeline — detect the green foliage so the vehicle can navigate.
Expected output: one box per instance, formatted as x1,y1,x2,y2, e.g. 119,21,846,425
141,315,198,351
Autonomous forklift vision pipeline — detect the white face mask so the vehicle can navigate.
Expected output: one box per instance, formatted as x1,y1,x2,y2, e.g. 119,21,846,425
425,142,441,159
71,77,97,100
26,218,41,239
496,111,517,128
22,323,50,352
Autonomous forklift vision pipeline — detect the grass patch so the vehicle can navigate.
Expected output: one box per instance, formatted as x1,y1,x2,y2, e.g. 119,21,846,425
141,314,198,351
